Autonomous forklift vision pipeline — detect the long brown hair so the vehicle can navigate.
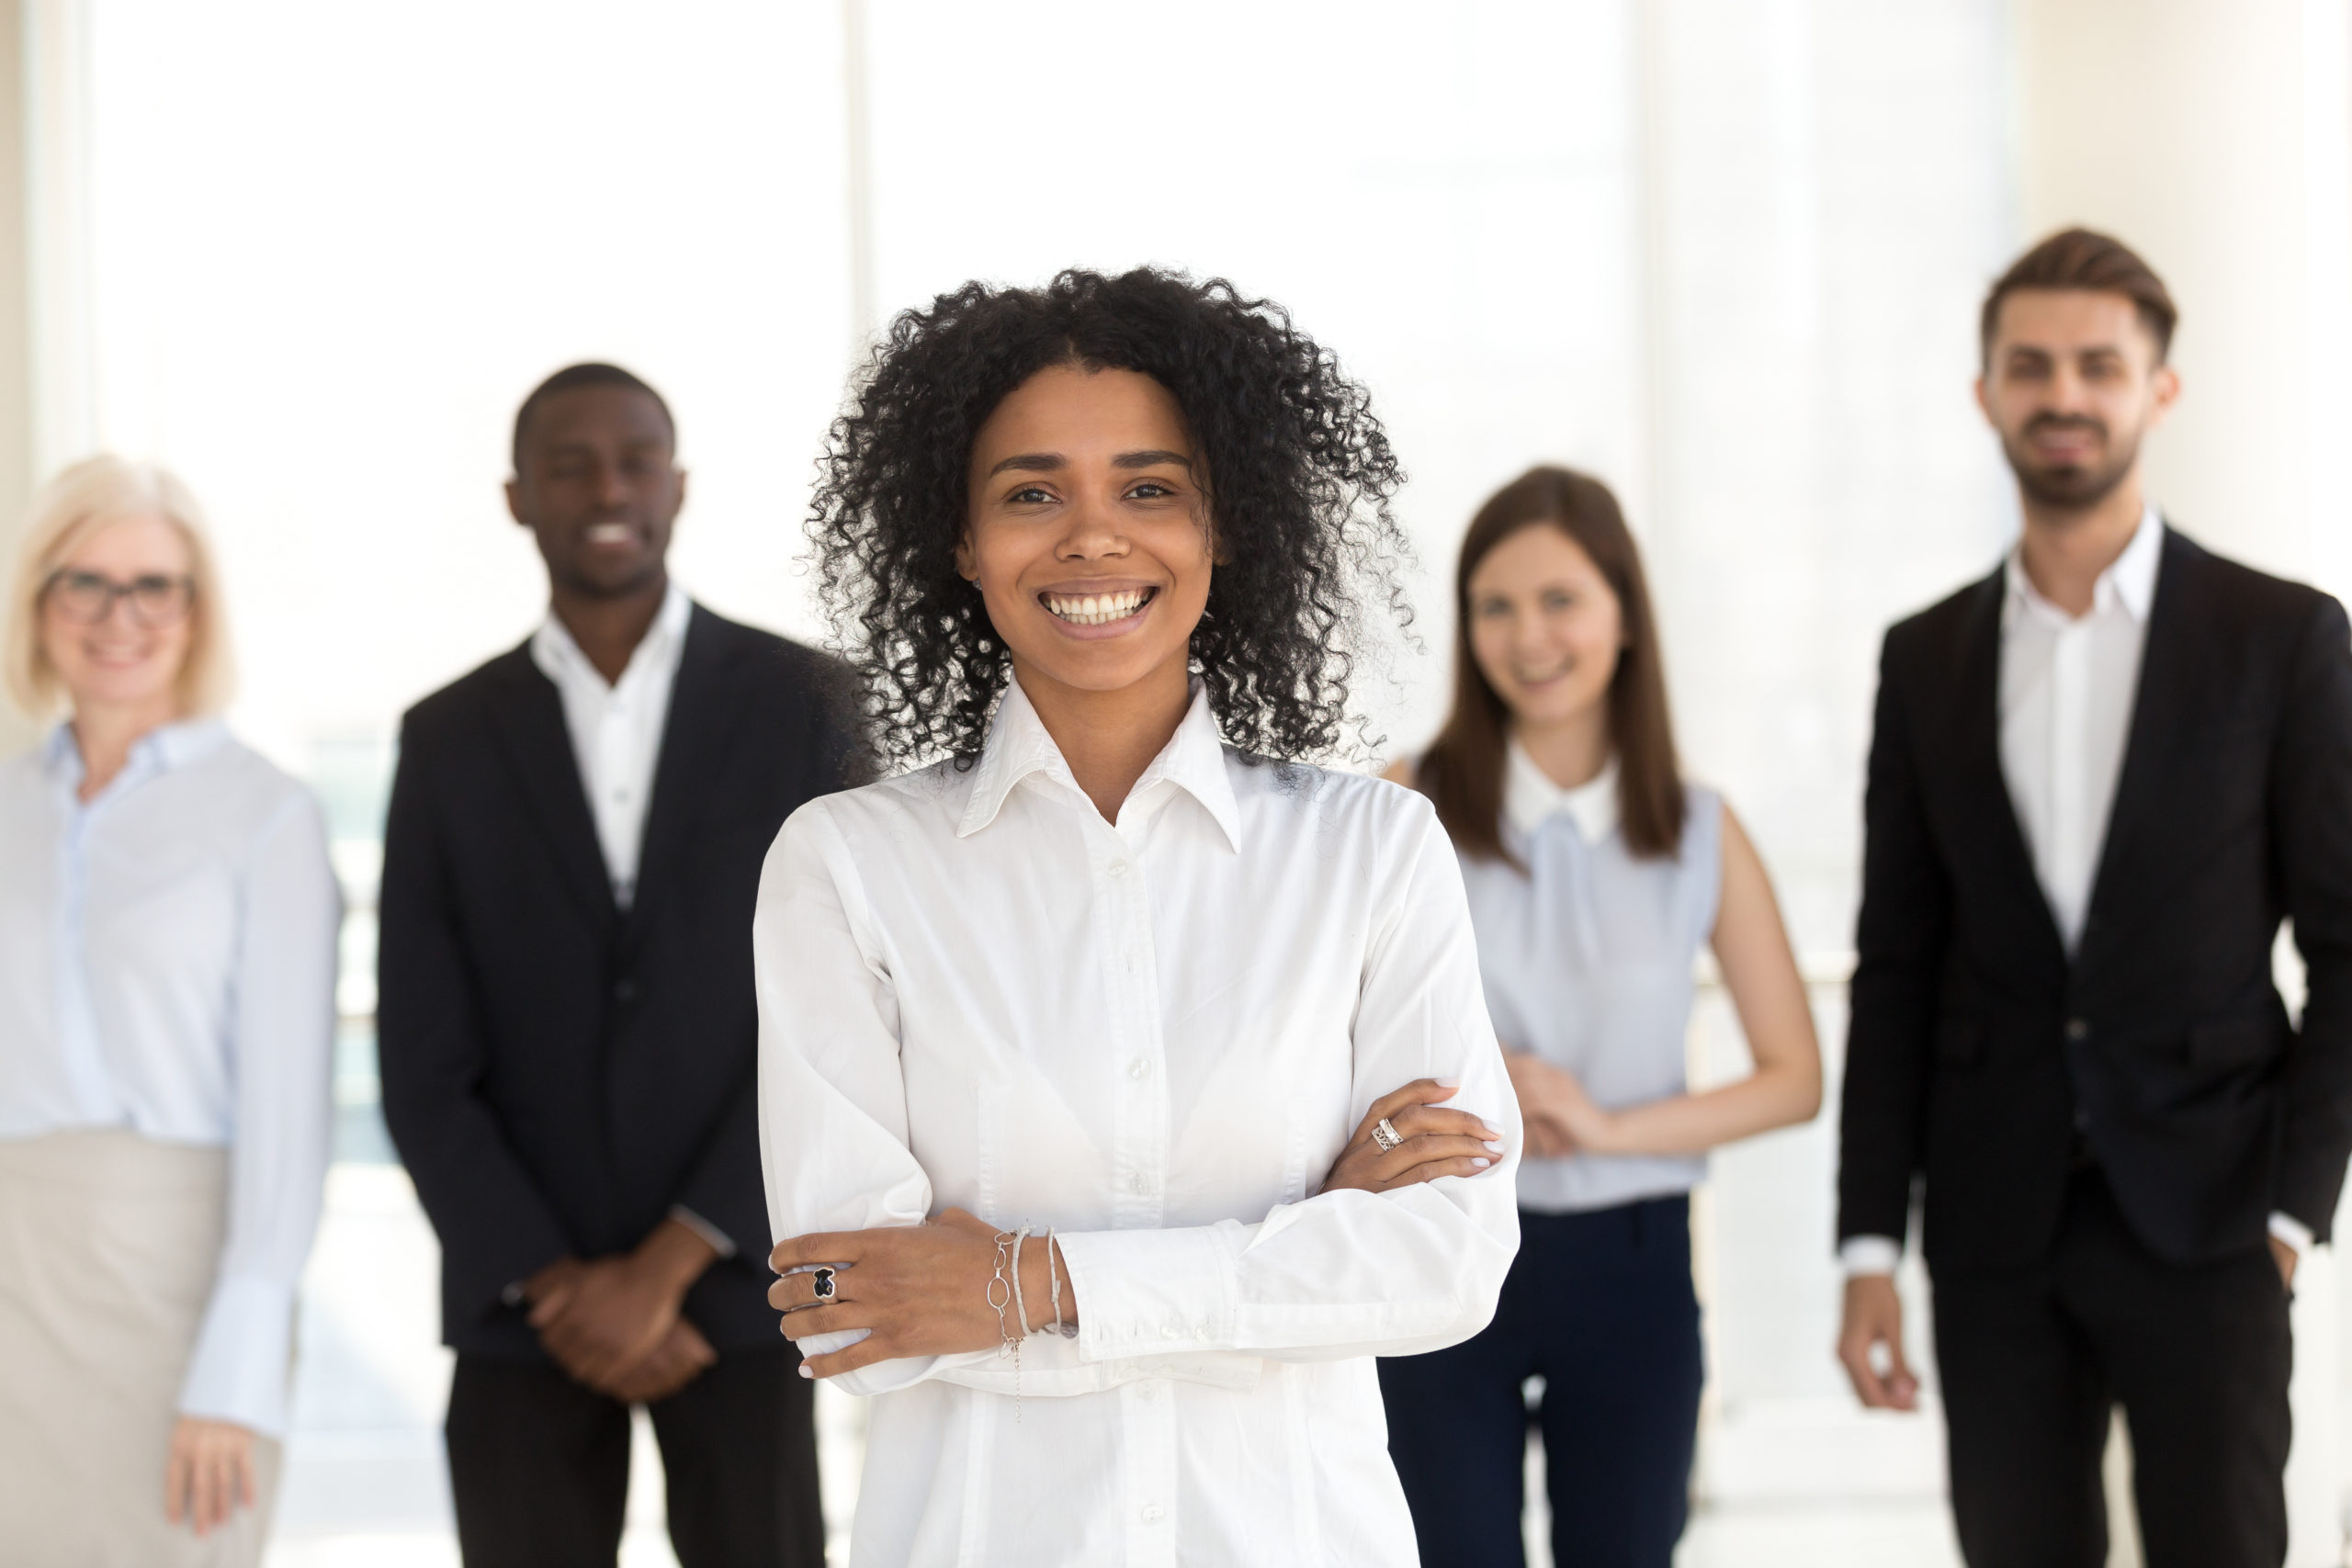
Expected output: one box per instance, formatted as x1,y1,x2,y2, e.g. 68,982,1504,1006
1415,466,1685,863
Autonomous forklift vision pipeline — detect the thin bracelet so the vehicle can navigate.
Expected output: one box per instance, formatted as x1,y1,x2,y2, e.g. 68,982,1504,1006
1010,1225,1032,1340
988,1230,1016,1357
1046,1225,1065,1337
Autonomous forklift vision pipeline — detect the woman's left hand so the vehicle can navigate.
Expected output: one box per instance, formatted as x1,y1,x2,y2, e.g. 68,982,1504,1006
1504,1053,1620,1155
768,1208,1065,1381
164,1416,256,1537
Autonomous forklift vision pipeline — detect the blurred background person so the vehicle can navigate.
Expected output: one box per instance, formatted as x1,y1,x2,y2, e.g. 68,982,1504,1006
1835,231,2352,1568
1378,466,1822,1568
0,456,339,1563
376,364,860,1568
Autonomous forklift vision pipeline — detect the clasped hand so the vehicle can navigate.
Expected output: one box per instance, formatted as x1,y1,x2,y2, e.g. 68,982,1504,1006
1504,1050,1615,1158
526,1218,720,1404
769,1078,1507,1381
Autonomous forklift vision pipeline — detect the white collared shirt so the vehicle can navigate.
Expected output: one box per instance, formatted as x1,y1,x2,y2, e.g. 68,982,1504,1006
1503,739,1618,843
528,581,692,909
1998,504,2163,953
754,679,1520,1567
1844,508,2311,1272
0,719,340,1435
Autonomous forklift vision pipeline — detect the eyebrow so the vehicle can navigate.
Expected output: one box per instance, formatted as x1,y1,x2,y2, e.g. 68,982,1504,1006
985,449,1194,479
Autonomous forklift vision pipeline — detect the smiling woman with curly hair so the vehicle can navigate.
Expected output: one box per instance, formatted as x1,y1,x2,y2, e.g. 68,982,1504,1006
754,266,1521,1566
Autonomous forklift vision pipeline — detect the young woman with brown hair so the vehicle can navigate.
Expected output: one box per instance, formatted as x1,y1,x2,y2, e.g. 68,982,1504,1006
1377,465,1821,1567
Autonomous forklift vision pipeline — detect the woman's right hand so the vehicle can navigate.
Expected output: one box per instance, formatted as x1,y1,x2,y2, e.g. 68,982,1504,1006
164,1416,255,1537
1319,1078,1506,1194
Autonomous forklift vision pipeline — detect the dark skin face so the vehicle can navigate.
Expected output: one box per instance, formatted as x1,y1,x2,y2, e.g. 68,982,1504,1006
505,383,686,681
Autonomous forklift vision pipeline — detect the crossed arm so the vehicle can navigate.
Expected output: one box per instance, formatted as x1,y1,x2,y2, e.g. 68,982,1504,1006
764,1079,1504,1379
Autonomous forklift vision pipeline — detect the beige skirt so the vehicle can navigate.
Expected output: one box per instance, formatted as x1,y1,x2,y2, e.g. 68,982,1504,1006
0,1130,283,1567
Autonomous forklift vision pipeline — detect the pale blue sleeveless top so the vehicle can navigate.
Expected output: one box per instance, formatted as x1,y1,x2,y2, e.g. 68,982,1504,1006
1451,743,1721,1214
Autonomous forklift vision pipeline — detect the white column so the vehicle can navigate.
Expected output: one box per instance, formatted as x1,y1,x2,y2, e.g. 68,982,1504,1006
0,0,40,755
2013,6,2352,1563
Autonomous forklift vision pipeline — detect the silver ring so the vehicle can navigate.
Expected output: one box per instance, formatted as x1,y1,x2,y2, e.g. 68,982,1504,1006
811,1266,836,1302
1372,1117,1403,1152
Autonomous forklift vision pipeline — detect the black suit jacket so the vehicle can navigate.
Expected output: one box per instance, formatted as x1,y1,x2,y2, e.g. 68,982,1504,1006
378,604,863,1356
1838,525,2352,1269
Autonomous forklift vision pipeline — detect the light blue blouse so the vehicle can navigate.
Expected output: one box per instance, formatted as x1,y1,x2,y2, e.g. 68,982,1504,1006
1453,743,1720,1215
0,719,339,1436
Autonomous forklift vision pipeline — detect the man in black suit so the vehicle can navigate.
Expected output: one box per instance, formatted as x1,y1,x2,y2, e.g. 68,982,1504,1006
379,364,859,1567
1835,231,2352,1566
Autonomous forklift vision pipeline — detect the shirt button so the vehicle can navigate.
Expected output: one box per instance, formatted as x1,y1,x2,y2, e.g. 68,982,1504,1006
1127,1171,1153,1194
1136,1380,1159,1402
2065,1019,2090,1043
1108,859,1129,878
1140,1504,1165,1523
1128,1058,1151,1080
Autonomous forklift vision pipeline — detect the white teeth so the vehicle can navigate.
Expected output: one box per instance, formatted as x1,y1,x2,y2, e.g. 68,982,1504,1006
1046,589,1149,626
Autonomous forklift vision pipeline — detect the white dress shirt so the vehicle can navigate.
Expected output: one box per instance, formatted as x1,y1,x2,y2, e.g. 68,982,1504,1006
529,581,692,910
0,719,339,1436
756,678,1520,1567
1844,510,2310,1274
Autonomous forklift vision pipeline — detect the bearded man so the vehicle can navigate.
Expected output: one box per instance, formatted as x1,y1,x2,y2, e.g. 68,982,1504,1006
1833,230,2352,1567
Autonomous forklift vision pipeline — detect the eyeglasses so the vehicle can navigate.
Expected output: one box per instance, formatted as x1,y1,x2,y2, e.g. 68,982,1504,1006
41,568,197,627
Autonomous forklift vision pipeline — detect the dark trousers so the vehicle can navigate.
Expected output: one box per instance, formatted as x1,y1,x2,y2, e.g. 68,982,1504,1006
1931,1167,2291,1568
1377,1197,1704,1568
446,1346,823,1568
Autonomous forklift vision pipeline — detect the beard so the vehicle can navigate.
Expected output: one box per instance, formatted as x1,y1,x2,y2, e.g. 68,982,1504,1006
1998,413,2142,511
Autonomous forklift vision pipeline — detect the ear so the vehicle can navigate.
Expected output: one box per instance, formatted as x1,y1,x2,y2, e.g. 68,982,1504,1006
2148,363,2182,425
503,478,528,526
1971,374,1992,426
954,531,978,583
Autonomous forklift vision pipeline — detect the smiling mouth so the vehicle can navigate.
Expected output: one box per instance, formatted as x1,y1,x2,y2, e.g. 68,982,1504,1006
583,523,638,547
1042,587,1156,626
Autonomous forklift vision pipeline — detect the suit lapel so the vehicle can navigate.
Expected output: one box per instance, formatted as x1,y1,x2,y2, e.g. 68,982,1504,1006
632,605,736,919
487,646,617,935
2078,527,2199,962
1949,569,2070,971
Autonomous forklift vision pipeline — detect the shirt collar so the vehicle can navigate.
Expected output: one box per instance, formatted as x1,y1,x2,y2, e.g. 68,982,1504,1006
1504,739,1618,843
958,677,1242,852
530,580,694,690
2004,503,2162,627
42,714,231,789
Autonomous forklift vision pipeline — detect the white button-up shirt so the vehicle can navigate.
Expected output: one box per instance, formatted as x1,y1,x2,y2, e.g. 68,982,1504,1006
1998,504,2162,953
1845,508,2310,1272
0,718,339,1435
529,581,691,909
755,679,1520,1567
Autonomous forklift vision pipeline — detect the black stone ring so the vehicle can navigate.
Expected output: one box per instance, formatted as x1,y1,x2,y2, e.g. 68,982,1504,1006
811,1267,837,1302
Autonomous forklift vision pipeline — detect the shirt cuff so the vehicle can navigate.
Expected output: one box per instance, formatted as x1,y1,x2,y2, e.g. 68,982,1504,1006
2268,1211,2314,1257
1839,1235,1902,1277
668,1204,739,1260
175,1275,296,1438
1056,1224,1240,1361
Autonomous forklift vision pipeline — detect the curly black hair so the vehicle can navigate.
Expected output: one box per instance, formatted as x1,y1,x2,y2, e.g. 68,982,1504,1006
808,266,1411,770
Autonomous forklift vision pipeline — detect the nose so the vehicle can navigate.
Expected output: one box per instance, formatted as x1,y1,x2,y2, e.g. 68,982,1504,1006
595,461,633,509
92,592,141,631
1054,493,1127,561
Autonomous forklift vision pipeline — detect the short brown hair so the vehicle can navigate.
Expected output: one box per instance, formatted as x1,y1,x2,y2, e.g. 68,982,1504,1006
1414,466,1685,864
1981,228,2177,366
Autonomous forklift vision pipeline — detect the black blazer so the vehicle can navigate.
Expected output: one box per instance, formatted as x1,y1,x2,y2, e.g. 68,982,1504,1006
379,604,863,1357
1838,526,2352,1269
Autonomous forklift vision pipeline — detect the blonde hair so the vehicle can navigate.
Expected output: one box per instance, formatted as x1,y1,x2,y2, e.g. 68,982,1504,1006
3,455,236,718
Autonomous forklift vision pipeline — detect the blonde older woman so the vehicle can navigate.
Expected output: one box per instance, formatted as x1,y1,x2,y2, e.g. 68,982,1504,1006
0,457,337,1563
